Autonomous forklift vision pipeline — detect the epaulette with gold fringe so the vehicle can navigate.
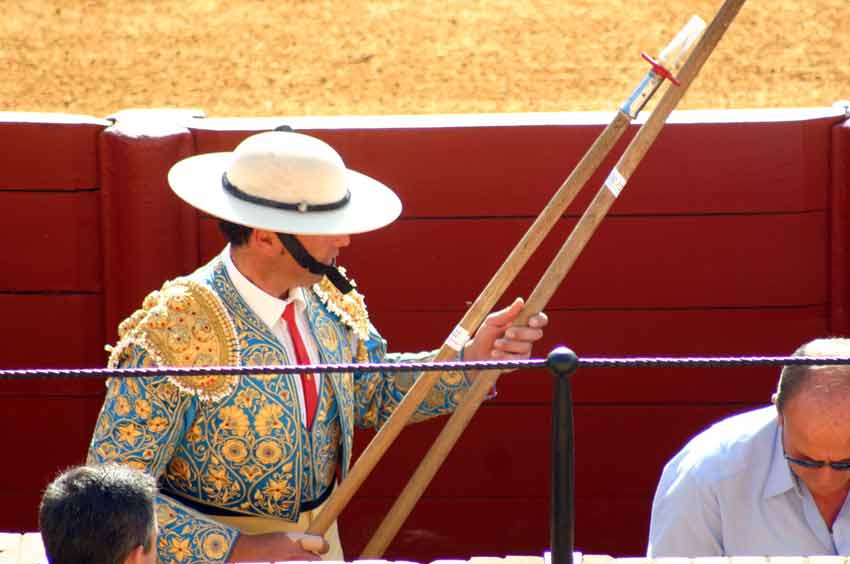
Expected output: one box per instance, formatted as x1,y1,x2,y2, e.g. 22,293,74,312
312,266,371,363
106,278,239,401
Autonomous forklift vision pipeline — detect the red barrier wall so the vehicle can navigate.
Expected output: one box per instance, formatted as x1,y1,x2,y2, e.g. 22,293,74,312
831,115,850,334
0,107,848,561
0,113,110,529
99,109,202,341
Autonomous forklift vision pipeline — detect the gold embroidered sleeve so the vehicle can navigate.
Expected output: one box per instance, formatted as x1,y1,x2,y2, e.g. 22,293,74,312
107,279,240,401
87,344,240,564
156,492,239,564
354,326,474,429
312,271,477,429
87,345,193,477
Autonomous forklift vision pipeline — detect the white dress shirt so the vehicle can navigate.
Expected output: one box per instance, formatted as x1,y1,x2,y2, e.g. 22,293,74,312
648,405,850,557
220,245,321,427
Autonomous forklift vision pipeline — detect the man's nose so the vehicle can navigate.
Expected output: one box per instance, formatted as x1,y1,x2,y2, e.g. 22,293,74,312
813,467,845,484
335,234,351,248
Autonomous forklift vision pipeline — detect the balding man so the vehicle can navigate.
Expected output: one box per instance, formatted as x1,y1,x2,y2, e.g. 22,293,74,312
647,338,850,557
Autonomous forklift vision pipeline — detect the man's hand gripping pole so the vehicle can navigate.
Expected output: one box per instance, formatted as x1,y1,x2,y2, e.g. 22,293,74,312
305,14,705,542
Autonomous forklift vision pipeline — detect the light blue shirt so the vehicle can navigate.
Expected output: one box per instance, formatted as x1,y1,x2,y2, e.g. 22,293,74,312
647,406,850,556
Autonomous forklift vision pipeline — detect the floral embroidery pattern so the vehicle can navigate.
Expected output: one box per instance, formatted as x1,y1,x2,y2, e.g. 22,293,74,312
87,256,476,563
106,278,240,401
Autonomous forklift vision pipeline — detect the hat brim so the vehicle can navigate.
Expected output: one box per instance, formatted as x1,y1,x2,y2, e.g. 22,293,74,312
168,152,402,235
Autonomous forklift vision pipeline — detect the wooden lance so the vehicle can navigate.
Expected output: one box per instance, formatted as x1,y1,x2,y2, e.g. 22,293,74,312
307,11,707,539
360,0,750,556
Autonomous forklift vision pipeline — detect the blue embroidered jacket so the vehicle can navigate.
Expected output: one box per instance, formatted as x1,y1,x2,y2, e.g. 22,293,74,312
87,255,473,564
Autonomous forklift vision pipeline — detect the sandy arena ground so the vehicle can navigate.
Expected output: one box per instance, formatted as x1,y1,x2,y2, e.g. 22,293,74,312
2,0,848,118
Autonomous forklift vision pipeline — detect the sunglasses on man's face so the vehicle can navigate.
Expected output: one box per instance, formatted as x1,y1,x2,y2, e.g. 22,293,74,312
781,420,850,471
784,452,850,471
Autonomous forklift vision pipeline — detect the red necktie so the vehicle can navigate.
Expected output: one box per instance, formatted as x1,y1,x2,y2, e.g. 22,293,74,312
282,302,318,431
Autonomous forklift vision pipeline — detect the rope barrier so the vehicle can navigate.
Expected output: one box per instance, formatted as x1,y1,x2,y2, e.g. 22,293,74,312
577,355,850,368
2,352,850,380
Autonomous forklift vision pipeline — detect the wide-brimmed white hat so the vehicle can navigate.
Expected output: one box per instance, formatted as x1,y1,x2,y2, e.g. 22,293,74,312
168,130,402,235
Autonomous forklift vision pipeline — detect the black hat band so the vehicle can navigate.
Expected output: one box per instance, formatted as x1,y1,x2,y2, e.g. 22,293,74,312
222,172,350,213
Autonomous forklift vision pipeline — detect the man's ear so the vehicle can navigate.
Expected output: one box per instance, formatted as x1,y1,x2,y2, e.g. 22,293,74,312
122,544,145,564
771,393,784,427
251,229,283,256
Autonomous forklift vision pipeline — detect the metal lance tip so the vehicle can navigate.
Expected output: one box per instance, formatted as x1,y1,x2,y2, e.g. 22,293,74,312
621,14,707,117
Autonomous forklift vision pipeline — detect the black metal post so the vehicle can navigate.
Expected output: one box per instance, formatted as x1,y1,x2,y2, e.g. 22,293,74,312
547,346,578,564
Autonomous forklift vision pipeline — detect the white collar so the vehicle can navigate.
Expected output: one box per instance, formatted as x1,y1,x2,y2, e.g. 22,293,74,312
222,245,307,330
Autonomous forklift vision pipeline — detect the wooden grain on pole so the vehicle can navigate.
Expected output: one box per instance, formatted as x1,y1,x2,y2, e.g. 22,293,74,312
307,99,632,538
310,10,711,541
360,0,748,556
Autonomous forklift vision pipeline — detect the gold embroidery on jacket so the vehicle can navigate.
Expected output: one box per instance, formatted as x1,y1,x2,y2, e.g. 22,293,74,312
312,267,370,362
107,278,240,401
155,496,236,562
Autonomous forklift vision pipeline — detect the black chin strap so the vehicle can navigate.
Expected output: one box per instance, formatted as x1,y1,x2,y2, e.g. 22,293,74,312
276,233,353,294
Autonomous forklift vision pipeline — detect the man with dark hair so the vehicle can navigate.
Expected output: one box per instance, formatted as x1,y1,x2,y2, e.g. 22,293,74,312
218,220,253,247
87,130,548,563
39,464,158,564
647,337,850,556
